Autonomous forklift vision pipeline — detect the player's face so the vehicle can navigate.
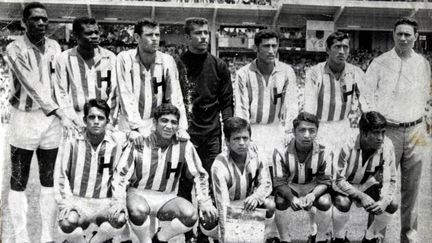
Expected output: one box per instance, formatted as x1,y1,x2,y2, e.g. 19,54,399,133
393,24,417,54
256,38,278,65
77,24,100,49
187,24,209,54
227,129,250,156
136,26,160,53
155,114,179,139
363,128,385,150
84,107,108,136
24,8,48,40
294,121,318,149
327,38,350,66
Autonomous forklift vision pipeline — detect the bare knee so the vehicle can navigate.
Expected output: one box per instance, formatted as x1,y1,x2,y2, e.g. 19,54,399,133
275,195,290,211
314,193,332,211
178,203,198,227
264,198,276,217
333,195,352,212
385,200,399,214
200,217,218,231
109,212,127,229
127,200,149,226
59,211,80,233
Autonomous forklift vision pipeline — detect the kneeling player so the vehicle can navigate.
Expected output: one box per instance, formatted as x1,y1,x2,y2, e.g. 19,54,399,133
201,117,275,242
332,111,398,243
273,112,333,243
112,103,217,243
54,99,127,243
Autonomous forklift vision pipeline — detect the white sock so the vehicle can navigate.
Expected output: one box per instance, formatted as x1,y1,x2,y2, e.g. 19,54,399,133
275,209,291,242
200,223,219,239
59,226,86,243
332,206,350,239
365,212,393,239
265,215,280,238
308,207,317,236
130,218,153,243
40,186,56,242
315,208,332,242
8,190,29,243
90,222,125,243
158,218,193,241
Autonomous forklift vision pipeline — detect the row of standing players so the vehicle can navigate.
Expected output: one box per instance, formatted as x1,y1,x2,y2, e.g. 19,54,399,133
4,1,431,243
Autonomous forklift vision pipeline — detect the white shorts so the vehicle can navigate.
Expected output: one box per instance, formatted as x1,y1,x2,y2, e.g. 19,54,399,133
58,196,114,222
9,107,61,150
127,188,177,216
289,182,318,197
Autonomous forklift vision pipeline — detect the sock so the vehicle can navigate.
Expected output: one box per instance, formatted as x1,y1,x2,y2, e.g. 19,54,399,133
365,212,393,239
315,208,332,242
59,227,86,243
200,224,219,239
275,209,291,242
40,186,56,242
332,206,350,239
158,218,193,241
265,215,280,239
90,222,125,243
308,207,317,236
130,218,154,243
8,190,29,243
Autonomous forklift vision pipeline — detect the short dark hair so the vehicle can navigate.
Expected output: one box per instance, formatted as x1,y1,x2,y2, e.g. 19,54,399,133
326,31,350,49
73,17,97,34
394,17,418,33
134,18,159,35
83,99,110,119
359,111,387,134
23,2,46,20
153,103,180,121
254,29,279,47
293,112,319,130
223,117,251,140
184,17,208,35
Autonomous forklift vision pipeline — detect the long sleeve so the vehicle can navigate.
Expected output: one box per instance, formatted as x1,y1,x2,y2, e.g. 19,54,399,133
303,66,320,116
359,59,380,113
54,136,74,205
379,141,397,206
281,67,298,133
107,54,119,125
111,144,136,202
316,149,333,186
54,53,76,120
250,159,272,204
218,60,234,122
335,146,362,198
211,160,231,226
272,148,289,188
233,69,250,121
6,43,59,115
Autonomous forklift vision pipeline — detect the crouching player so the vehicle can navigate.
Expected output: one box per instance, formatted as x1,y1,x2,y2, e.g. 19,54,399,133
54,99,127,243
273,112,334,243
332,111,398,243
200,117,275,242
111,103,218,243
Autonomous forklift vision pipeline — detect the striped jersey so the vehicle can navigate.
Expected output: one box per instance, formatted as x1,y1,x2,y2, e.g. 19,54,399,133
335,133,397,205
303,61,364,122
211,147,272,220
5,35,62,115
234,60,298,131
272,138,332,188
54,131,127,203
116,49,187,132
55,46,118,121
112,133,211,205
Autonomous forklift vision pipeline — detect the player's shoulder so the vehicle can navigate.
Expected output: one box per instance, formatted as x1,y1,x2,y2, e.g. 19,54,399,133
236,62,252,74
98,46,116,59
309,61,326,72
6,36,26,54
117,49,135,60
45,37,61,50
345,62,364,74
211,151,230,171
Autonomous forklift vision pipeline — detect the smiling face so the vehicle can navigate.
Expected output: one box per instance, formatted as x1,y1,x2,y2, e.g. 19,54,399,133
256,37,278,65
24,8,48,41
76,23,100,49
155,114,179,140
84,107,108,137
186,24,209,54
135,25,160,53
327,38,350,66
393,24,417,54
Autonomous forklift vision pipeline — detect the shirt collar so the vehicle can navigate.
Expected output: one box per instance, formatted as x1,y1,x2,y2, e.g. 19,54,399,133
249,59,285,74
354,133,384,154
79,130,112,143
23,34,53,52
135,49,163,65
324,60,354,77
70,46,109,59
287,137,321,155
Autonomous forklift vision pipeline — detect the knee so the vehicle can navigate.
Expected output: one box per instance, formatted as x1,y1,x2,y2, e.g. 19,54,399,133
110,212,127,229
385,200,399,214
333,195,352,212
264,198,276,217
127,202,149,226
315,193,332,211
275,195,289,211
200,217,218,231
178,204,198,226
59,211,80,233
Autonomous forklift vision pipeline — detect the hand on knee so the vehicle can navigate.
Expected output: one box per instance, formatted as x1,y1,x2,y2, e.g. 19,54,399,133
200,217,218,231
385,200,399,214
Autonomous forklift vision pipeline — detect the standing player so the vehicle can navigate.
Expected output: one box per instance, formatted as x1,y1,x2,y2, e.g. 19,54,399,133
55,17,118,128
5,2,76,242
273,112,333,243
360,17,431,243
177,17,234,242
303,32,365,150
201,117,275,241
111,103,218,243
332,111,398,243
116,18,188,143
54,99,127,243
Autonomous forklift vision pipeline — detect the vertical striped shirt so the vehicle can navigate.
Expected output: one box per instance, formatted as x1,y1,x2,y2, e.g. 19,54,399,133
55,46,118,121
272,138,332,188
5,35,62,115
112,134,211,205
54,131,127,204
211,147,272,221
303,61,364,122
335,133,397,205
234,60,298,131
116,49,187,132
